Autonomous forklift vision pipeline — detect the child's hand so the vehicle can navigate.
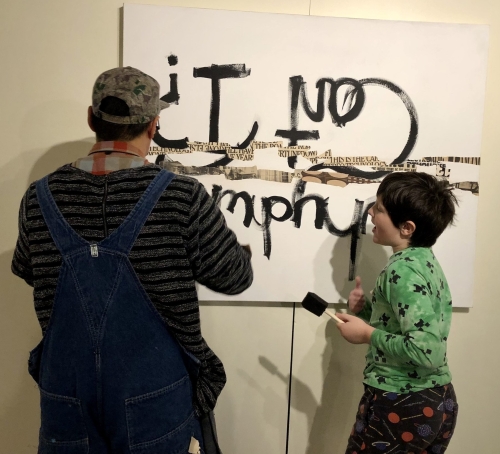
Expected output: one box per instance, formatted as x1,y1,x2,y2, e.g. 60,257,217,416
348,276,365,314
335,313,375,344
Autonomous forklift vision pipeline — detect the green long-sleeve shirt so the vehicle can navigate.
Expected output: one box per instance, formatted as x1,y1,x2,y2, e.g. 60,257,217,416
359,247,453,393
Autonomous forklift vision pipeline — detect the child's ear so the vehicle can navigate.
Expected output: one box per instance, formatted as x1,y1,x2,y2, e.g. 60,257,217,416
400,221,416,237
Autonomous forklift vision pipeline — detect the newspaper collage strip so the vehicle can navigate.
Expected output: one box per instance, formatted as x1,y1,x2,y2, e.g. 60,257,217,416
149,141,480,195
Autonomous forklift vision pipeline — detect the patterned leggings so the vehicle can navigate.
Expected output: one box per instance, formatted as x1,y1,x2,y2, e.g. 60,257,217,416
345,384,458,454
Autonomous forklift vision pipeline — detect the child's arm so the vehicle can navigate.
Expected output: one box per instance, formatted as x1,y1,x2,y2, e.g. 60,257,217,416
370,266,446,369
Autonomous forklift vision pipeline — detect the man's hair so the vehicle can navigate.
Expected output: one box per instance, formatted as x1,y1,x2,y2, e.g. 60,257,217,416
377,172,458,247
91,96,152,141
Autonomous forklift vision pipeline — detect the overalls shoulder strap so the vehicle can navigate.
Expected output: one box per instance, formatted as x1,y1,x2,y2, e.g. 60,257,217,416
99,169,176,254
35,169,176,256
35,176,88,256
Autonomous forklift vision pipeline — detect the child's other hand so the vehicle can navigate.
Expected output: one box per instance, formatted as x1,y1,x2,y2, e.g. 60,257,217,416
335,313,375,344
348,276,365,314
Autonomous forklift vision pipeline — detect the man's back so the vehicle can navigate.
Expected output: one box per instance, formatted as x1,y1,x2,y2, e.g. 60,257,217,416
31,169,204,452
13,66,253,453
12,163,253,416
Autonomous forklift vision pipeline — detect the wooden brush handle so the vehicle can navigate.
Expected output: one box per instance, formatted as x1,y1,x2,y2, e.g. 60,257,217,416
325,309,345,324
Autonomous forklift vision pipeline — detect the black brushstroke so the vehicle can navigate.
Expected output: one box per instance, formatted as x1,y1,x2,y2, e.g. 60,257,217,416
275,127,320,146
291,179,307,204
361,201,375,235
153,61,186,148
200,149,233,168
348,200,365,280
227,192,256,228
275,75,419,172
211,185,224,205
155,154,165,166
213,179,372,273
204,156,234,168
307,163,391,179
287,156,298,168
191,64,259,167
153,133,189,149
275,76,364,157
193,64,252,142
358,78,418,165
161,74,180,104
261,196,294,259
202,120,259,167
213,185,261,227
300,77,365,126
292,195,328,229
234,121,259,149
167,54,178,66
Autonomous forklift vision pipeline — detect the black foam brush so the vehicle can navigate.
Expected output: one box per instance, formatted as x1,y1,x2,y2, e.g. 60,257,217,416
301,292,344,323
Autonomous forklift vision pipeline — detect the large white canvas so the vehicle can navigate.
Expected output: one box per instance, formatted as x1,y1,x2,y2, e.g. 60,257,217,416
124,4,488,307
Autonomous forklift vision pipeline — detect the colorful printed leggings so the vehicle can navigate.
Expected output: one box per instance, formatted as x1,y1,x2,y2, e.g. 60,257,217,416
345,384,458,454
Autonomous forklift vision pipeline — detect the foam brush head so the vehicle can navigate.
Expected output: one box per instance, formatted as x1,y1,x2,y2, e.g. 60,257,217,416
301,292,328,317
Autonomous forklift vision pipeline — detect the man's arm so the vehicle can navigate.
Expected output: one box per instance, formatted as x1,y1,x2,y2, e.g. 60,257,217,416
11,190,34,286
185,181,252,295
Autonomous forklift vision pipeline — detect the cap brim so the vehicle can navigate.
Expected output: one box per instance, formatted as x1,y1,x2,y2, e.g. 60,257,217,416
159,100,170,110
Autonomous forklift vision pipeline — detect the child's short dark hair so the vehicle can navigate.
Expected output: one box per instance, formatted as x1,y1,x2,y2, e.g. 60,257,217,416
377,172,458,247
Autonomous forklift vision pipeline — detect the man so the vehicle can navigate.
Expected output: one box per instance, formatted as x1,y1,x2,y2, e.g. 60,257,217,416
12,66,253,453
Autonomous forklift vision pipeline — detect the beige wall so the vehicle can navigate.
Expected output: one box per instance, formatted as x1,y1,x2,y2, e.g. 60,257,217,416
1,0,498,452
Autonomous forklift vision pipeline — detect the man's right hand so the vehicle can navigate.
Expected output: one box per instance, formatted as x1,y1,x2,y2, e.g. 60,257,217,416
241,244,252,258
348,276,365,314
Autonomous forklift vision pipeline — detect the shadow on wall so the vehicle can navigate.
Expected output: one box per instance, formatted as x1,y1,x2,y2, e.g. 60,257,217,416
0,138,94,216
258,323,367,454
0,250,41,451
258,354,320,442
0,139,92,452
304,321,365,454
330,233,391,303
0,139,93,251
27,139,94,184
236,365,288,453
299,233,390,453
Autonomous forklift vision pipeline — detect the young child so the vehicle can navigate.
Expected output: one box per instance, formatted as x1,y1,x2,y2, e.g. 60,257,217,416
336,172,459,454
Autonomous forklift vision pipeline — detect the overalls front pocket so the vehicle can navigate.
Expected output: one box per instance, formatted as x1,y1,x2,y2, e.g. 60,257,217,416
125,374,203,454
38,388,89,454
28,338,44,384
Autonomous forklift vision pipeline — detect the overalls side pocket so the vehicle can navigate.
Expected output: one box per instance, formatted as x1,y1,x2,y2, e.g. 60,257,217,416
28,338,44,384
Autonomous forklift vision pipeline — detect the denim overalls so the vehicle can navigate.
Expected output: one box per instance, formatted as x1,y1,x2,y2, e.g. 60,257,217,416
30,170,203,454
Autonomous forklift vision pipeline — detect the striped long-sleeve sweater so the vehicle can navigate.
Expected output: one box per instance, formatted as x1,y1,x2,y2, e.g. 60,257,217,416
11,163,253,415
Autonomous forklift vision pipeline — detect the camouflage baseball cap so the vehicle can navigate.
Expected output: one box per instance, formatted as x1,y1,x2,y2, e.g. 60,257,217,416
91,66,169,124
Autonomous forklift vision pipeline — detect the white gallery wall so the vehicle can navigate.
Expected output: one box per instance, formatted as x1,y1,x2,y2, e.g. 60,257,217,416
1,1,499,453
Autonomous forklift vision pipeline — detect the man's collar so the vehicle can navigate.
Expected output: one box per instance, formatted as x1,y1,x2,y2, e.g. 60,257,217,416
89,141,145,157
72,141,150,175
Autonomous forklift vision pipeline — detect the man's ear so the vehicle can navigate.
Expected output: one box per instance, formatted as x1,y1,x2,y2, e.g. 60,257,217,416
400,220,416,238
87,106,96,132
147,116,159,140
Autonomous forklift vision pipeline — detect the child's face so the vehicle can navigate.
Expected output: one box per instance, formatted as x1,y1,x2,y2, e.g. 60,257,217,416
368,197,409,252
